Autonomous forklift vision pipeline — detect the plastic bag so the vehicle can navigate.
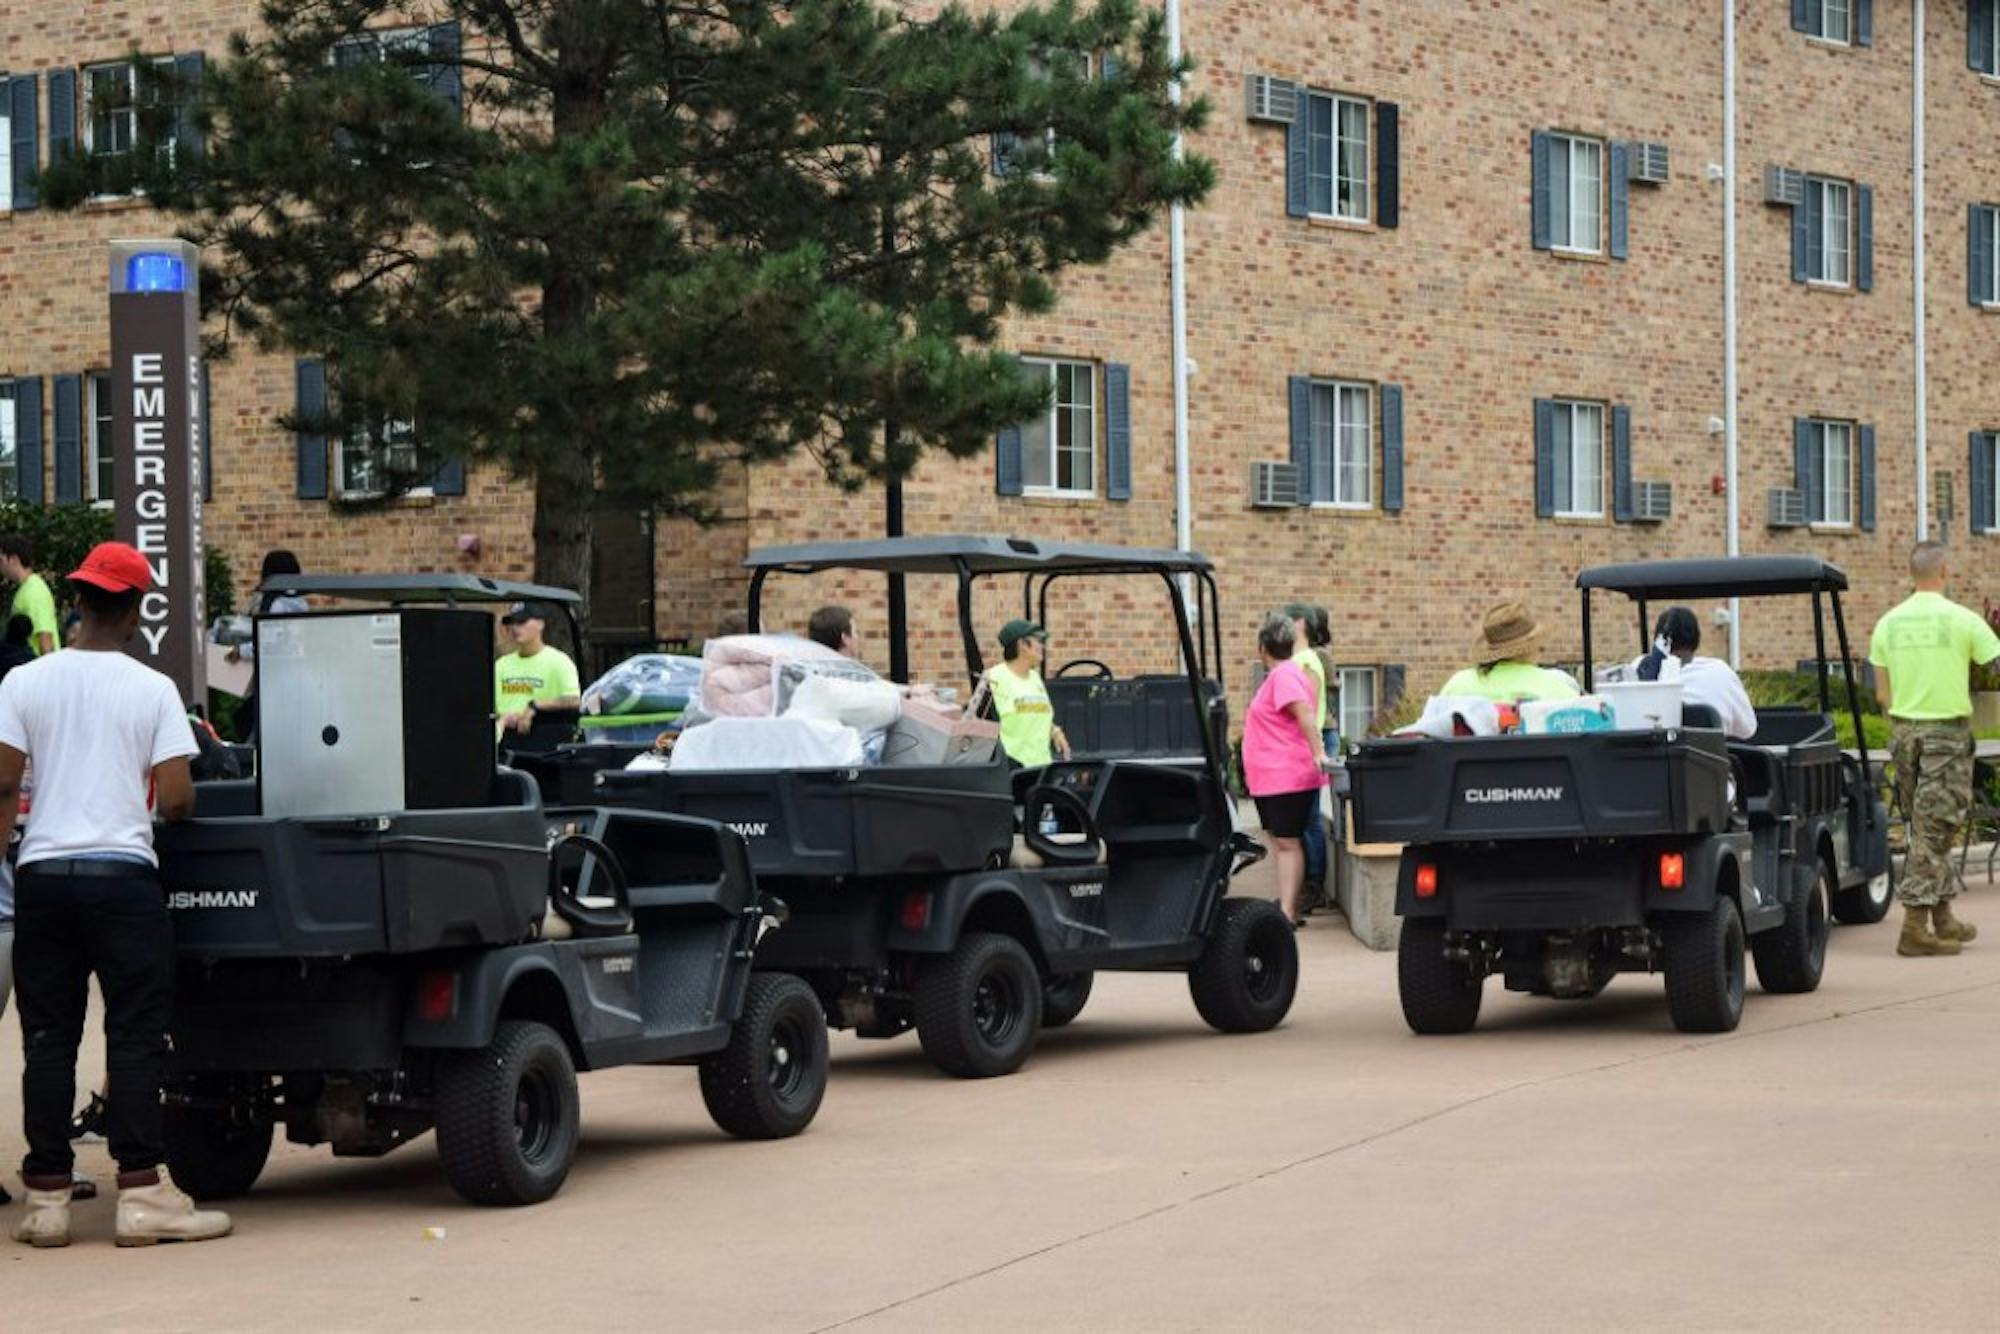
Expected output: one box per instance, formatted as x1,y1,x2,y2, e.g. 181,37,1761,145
782,669,902,732
584,654,703,717
700,634,846,717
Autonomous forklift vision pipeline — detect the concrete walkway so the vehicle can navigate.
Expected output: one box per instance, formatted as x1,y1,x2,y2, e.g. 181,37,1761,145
4,874,1998,1330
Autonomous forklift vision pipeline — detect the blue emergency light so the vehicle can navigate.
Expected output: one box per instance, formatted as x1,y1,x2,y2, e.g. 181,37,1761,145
124,251,188,293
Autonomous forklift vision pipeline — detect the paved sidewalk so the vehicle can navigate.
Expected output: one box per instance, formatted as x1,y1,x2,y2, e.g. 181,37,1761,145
4,874,1998,1331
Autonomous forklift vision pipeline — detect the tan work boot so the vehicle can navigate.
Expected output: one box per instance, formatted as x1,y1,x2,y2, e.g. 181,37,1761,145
1932,899,1978,944
1898,905,1963,957
11,1185,73,1248
114,1175,232,1247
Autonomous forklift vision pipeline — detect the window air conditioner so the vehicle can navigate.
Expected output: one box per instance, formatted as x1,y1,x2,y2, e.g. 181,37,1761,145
1628,142,1670,184
1764,165,1805,207
1767,487,1808,528
1251,461,1301,508
1245,74,1300,126
1633,480,1672,522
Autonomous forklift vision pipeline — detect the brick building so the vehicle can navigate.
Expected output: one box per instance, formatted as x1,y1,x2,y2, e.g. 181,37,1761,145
2,1,1997,731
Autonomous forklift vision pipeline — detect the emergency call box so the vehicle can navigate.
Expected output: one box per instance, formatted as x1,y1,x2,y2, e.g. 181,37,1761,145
256,609,495,818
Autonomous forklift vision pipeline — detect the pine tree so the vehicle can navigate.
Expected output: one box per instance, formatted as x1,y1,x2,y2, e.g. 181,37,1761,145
46,1,1211,631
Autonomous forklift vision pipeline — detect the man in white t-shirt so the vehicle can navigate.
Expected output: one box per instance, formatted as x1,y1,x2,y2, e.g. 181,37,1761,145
1632,606,1758,739
0,543,229,1249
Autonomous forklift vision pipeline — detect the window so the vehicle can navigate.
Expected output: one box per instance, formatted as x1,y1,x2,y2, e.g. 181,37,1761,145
84,58,176,158
1019,358,1095,496
1806,0,1852,43
1981,433,2000,532
0,87,10,215
1806,177,1852,285
993,50,1096,176
1308,380,1373,507
334,26,432,68
1336,666,1377,749
1549,134,1603,254
1807,419,1854,525
87,372,114,504
0,382,16,501
1976,205,2000,306
337,416,422,498
1980,5,2000,77
1551,400,1605,517
1305,92,1370,222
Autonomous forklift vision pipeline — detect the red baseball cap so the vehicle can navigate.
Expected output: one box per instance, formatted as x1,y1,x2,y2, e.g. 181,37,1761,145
69,542,154,594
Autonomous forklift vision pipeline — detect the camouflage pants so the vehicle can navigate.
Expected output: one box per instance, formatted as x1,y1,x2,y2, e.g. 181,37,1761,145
1892,718,1975,907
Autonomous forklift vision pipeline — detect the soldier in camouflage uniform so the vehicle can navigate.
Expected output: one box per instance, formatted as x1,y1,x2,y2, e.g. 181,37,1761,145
1869,542,2000,956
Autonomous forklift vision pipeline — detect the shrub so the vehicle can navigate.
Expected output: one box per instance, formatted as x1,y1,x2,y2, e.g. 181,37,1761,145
1975,602,2000,692
0,502,114,608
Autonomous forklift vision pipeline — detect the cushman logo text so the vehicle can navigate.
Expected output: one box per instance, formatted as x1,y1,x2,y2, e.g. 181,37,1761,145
1463,787,1565,803
167,890,259,910
728,822,770,839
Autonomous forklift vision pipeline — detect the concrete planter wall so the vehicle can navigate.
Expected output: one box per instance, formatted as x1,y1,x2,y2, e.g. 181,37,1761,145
1974,692,2000,735
1338,842,1404,952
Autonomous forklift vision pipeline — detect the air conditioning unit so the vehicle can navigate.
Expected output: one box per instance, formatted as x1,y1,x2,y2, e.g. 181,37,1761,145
1764,164,1805,207
1251,460,1301,508
1767,487,1808,528
1633,480,1672,522
1628,142,1669,184
1246,74,1300,126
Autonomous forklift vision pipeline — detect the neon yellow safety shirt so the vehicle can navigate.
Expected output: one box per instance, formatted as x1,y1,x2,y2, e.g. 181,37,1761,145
494,645,581,717
1295,648,1329,731
10,573,58,654
1868,591,2000,720
985,663,1056,767
1439,661,1580,704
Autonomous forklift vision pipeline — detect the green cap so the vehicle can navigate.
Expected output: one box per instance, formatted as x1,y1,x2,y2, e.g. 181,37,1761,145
998,619,1046,651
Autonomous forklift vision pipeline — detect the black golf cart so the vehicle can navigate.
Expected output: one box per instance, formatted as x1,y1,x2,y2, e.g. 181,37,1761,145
533,537,1293,1078
156,576,828,1207
1350,555,1889,1036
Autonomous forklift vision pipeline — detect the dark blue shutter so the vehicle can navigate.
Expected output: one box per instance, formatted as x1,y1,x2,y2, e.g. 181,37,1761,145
1972,205,1995,306
296,359,328,500
1803,184,1825,282
433,454,466,496
1973,432,1995,535
1288,376,1313,505
1974,0,1998,74
1379,383,1404,513
173,52,204,167
7,75,36,210
1856,184,1874,291
1792,0,1812,33
1374,101,1400,229
1791,192,1810,283
52,373,82,505
13,378,42,504
47,69,75,164
1530,131,1552,251
1608,142,1630,261
1858,425,1876,531
1285,96,1309,218
1795,418,1821,523
425,23,462,113
1103,362,1131,501
1533,398,1555,517
1612,405,1633,521
1381,664,1407,712
200,363,213,502
1856,0,1873,45
991,133,1021,177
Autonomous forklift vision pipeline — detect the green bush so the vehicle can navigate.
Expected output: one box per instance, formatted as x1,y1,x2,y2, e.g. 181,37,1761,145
205,545,235,621
0,502,114,610
1741,668,1881,717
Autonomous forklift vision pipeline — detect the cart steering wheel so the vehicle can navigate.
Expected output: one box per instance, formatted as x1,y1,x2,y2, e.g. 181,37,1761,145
1054,658,1113,680
547,832,633,937
1021,784,1105,866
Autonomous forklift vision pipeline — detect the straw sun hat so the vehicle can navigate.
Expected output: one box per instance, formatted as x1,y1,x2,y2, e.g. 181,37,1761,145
1473,600,1544,664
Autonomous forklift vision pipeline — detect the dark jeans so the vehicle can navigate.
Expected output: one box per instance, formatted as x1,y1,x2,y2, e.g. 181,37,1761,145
13,863,173,1181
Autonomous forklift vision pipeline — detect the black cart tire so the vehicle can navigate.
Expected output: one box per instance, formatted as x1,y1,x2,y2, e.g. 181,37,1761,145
1753,862,1831,994
700,973,829,1139
434,1020,580,1207
1397,918,1483,1035
162,1097,273,1202
1832,862,1894,926
1040,972,1095,1028
1189,899,1299,1034
1662,897,1747,1034
914,933,1043,1078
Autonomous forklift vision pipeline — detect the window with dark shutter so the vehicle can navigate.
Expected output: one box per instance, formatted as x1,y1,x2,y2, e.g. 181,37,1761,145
1533,398,1555,517
1972,432,1996,535
1379,384,1404,512
7,74,36,210
1973,0,1999,76
1858,424,1876,531
1611,405,1633,521
1288,375,1314,505
11,378,42,504
52,374,83,505
1972,204,1998,307
1374,102,1400,229
1103,362,1131,501
295,359,329,500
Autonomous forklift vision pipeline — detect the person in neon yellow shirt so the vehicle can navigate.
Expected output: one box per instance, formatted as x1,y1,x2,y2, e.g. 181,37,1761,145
984,620,1071,768
0,536,59,656
494,602,581,734
1869,541,2000,956
1439,601,1580,704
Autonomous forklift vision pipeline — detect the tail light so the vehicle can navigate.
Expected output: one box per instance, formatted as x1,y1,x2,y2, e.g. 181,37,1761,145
900,891,932,931
1414,863,1439,899
1659,852,1686,890
418,971,457,1023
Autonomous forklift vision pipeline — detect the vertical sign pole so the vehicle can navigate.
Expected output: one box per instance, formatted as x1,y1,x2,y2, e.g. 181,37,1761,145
108,238,205,703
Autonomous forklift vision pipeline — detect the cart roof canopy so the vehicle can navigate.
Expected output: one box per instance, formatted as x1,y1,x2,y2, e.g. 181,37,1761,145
261,574,583,606
744,535,1214,577
1577,556,1848,599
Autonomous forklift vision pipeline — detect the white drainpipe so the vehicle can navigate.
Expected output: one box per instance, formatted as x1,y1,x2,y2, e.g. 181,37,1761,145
1914,0,1930,538
1167,0,1193,575
1724,0,1742,667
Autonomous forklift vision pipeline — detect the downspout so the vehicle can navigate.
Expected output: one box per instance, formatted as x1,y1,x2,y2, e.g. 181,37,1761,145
1723,0,1742,667
1167,0,1193,580
1914,0,1930,538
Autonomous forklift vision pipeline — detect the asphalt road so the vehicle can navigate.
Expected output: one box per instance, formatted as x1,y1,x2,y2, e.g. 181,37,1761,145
5,876,1999,1331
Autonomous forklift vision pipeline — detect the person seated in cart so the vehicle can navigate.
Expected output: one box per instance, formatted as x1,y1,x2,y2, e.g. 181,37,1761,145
1630,607,1756,738
985,619,1073,768
494,602,582,735
1439,601,1581,704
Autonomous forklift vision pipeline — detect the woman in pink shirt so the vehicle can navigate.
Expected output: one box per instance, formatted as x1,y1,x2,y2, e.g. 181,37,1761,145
1242,614,1329,926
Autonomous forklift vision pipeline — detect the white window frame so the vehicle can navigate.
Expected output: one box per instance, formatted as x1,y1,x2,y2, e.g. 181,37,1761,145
1017,357,1097,499
1304,91,1370,224
0,381,17,502
336,415,428,500
995,50,1096,178
1336,665,1377,750
81,55,178,199
0,85,11,216
1548,133,1604,256
1808,418,1855,527
1807,0,1852,44
87,371,114,506
333,26,432,68
1552,399,1606,519
1307,379,1374,508
1806,177,1852,287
